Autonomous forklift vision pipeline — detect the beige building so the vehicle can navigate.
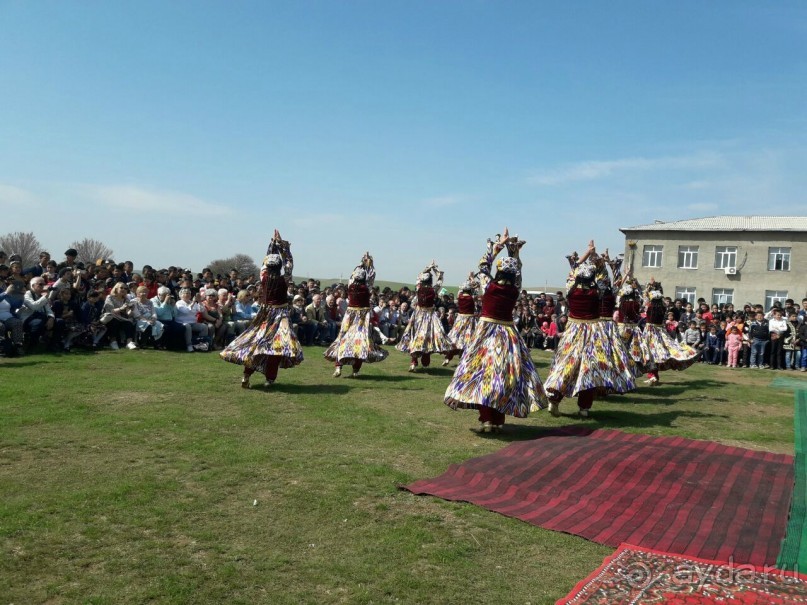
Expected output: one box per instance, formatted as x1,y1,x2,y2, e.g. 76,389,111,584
619,216,807,309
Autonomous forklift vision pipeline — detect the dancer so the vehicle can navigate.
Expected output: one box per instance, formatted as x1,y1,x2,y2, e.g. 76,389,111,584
596,251,638,384
220,229,303,388
615,273,647,376
444,229,547,433
396,259,456,372
544,240,636,418
325,252,392,378
640,278,698,385
442,272,480,366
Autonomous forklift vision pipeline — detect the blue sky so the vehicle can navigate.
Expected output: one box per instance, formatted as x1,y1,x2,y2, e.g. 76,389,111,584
1,1,805,286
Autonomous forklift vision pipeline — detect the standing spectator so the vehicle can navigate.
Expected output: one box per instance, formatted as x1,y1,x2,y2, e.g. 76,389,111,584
683,320,701,351
747,312,770,369
784,312,800,370
23,251,51,278
726,326,743,368
716,320,728,365
798,318,807,372
768,308,789,370
704,325,720,365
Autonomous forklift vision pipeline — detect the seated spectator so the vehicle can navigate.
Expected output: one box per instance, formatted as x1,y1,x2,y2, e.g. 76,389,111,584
132,286,164,346
79,289,107,349
151,287,186,350
51,288,85,352
175,287,210,352
217,288,240,341
325,294,341,343
303,293,328,345
200,288,227,349
101,283,138,350
289,294,308,338
19,276,56,349
0,281,26,356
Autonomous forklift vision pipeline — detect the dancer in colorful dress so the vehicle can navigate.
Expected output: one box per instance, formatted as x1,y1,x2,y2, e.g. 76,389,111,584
544,241,636,418
441,272,479,366
221,229,303,388
614,273,647,376
595,251,637,386
444,229,547,433
640,278,699,385
396,260,456,372
325,252,392,378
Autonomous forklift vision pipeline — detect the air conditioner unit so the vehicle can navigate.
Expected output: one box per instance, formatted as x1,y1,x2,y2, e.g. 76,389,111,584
724,267,737,275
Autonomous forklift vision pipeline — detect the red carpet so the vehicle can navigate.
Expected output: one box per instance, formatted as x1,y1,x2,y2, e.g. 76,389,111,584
404,427,794,566
557,543,807,604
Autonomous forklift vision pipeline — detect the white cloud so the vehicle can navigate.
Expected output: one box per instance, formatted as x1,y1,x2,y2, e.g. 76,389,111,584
0,184,41,207
528,152,724,186
83,185,230,216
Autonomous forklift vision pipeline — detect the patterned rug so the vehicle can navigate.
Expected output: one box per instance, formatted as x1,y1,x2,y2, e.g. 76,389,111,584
558,543,807,604
403,427,794,566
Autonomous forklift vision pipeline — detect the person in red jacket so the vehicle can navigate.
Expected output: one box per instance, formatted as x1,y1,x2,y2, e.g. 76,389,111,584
444,229,547,433
325,252,392,378
396,260,456,372
220,229,303,388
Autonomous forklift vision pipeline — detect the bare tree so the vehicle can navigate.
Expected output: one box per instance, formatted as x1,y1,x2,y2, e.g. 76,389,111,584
207,254,260,280
0,231,42,268
70,238,114,266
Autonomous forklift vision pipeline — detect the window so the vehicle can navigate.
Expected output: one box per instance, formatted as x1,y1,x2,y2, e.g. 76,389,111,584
768,247,791,271
677,245,699,269
714,246,737,269
675,287,697,304
765,290,788,311
642,245,663,268
712,288,734,305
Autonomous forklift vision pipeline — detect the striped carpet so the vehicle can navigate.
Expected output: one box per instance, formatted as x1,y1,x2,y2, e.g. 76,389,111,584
404,427,793,566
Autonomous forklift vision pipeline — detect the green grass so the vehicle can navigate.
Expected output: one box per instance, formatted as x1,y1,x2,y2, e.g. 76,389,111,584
1,349,803,604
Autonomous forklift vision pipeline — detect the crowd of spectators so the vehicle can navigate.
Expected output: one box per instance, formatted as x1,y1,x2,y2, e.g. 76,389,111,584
1,247,805,372
650,296,807,371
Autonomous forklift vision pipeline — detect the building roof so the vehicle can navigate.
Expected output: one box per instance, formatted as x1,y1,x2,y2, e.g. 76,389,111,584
621,215,807,233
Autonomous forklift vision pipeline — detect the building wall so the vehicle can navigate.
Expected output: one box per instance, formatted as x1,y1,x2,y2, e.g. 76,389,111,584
621,230,807,307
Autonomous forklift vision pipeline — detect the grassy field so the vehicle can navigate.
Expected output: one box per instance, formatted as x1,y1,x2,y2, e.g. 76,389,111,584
1,347,804,604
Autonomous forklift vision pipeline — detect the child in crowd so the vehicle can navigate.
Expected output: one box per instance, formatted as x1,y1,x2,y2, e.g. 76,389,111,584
716,320,727,365
665,312,678,337
704,325,720,365
726,326,743,368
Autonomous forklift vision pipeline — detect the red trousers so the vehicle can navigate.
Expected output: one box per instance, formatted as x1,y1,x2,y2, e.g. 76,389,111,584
244,357,281,382
478,406,505,425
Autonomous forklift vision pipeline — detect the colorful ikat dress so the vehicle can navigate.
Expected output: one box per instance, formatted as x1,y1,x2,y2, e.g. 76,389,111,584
444,239,547,418
220,237,303,376
324,255,389,368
